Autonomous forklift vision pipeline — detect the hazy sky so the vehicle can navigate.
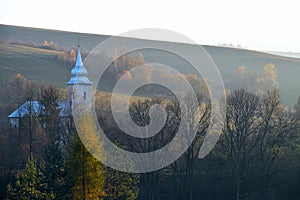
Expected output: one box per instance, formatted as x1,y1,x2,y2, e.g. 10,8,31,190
1,0,300,52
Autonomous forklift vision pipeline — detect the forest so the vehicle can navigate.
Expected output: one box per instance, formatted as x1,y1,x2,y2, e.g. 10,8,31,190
0,71,299,200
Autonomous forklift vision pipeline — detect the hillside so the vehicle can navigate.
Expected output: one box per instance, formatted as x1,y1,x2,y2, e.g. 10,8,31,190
1,24,300,107
0,24,108,51
0,43,70,100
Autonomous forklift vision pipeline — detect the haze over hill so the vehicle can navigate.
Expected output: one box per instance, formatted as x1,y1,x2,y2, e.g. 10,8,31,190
0,24,300,107
266,51,300,59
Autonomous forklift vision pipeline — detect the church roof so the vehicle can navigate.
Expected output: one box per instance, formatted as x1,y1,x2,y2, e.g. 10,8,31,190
8,101,71,118
67,48,93,85
8,101,41,118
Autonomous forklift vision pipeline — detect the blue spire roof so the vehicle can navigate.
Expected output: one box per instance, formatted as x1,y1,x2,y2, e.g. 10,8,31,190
67,47,93,85
75,48,83,67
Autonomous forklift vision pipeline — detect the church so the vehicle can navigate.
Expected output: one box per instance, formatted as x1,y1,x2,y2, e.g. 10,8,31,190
8,47,93,127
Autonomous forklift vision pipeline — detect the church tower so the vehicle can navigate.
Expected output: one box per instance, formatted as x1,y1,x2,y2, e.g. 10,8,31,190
67,46,93,109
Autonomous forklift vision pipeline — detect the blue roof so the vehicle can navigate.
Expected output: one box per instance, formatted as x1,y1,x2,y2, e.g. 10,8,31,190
67,48,93,85
58,101,71,117
8,101,42,118
8,101,71,118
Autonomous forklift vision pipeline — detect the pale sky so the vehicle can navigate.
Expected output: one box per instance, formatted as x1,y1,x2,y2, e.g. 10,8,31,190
1,0,300,52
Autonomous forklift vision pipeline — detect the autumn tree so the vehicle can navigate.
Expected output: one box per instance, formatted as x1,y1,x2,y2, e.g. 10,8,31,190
5,74,41,158
65,112,105,200
231,64,278,93
5,74,29,112
66,134,105,200
56,48,77,67
41,41,58,50
233,66,256,89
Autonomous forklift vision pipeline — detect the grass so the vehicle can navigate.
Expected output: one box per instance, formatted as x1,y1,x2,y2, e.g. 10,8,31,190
0,43,70,101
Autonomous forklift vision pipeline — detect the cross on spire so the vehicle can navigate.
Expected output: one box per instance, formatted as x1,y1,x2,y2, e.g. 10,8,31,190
77,38,81,48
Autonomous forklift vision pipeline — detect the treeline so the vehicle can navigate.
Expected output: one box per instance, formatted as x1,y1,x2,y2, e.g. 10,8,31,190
0,73,299,200
98,88,300,200
1,39,60,51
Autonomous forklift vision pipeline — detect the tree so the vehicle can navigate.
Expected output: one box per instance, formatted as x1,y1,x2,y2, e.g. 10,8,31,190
126,97,167,200
43,142,65,199
294,96,300,120
221,88,260,200
231,64,279,94
39,85,65,198
5,74,41,159
65,111,106,200
219,88,297,200
104,167,139,200
6,155,55,200
66,134,105,200
255,90,297,199
39,85,61,140
167,93,210,199
5,74,28,109
41,41,58,50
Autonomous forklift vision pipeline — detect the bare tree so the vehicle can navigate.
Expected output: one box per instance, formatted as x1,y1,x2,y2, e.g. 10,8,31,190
221,88,260,200
256,90,297,199
38,85,66,197
39,85,61,141
126,97,168,200
220,88,297,200
167,93,210,200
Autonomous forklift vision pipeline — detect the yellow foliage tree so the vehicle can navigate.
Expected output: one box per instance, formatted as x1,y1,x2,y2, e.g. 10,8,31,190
66,112,106,200
264,63,278,80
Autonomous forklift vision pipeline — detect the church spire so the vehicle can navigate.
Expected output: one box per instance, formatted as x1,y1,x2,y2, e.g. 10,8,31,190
67,46,93,85
75,45,83,67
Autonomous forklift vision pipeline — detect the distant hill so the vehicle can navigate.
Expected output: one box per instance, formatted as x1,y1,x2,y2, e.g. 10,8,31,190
266,51,300,59
1,24,300,107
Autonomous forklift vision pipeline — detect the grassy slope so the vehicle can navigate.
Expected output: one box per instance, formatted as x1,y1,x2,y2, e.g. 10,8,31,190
1,24,300,107
0,24,108,50
0,43,70,100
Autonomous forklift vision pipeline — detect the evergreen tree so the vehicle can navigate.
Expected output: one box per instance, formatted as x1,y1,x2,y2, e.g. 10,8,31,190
44,141,65,199
104,167,139,200
6,155,55,200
